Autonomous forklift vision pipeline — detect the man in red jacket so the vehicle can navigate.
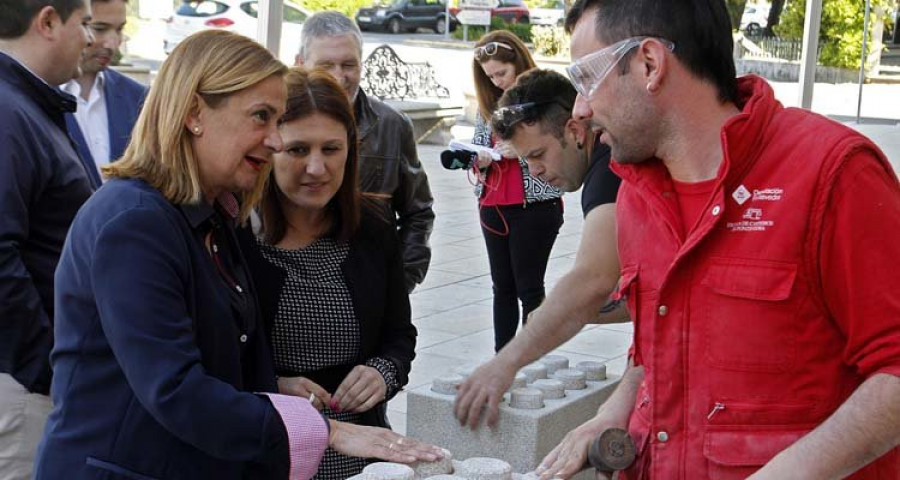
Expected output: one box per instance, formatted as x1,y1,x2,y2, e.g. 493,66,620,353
536,0,900,479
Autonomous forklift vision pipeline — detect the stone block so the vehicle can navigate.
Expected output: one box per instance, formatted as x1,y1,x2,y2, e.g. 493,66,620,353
407,355,620,478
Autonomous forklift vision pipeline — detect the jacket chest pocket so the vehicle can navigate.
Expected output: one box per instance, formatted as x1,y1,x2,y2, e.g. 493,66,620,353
359,154,399,195
701,258,799,373
704,428,808,479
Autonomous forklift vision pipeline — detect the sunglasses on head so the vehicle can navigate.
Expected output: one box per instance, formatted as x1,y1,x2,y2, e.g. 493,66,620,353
474,42,514,61
566,36,675,100
491,99,569,138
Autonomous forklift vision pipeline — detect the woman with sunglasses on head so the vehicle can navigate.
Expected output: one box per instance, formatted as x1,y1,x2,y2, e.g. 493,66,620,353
238,68,418,479
469,30,564,353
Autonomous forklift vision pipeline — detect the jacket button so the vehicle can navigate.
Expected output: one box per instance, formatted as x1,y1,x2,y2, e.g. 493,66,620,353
658,305,668,316
239,334,248,343
657,431,669,443
711,205,721,216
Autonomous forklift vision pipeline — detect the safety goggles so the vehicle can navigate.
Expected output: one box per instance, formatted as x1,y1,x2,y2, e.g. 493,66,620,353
474,42,514,61
566,37,675,100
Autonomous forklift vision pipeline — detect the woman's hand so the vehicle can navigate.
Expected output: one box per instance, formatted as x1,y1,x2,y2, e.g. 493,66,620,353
476,150,493,169
277,376,331,411
494,140,518,159
328,420,444,464
332,365,387,413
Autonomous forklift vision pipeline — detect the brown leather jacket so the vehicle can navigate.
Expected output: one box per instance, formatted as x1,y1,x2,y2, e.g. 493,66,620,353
355,89,435,292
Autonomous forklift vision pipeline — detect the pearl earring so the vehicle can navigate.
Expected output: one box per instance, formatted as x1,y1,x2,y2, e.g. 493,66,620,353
193,126,201,134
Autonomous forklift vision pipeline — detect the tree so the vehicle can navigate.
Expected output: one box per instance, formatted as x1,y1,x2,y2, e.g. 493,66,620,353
778,0,895,69
726,0,749,30
764,0,786,36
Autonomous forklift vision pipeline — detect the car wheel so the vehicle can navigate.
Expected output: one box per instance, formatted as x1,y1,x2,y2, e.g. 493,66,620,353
746,22,761,37
388,18,401,34
435,17,446,34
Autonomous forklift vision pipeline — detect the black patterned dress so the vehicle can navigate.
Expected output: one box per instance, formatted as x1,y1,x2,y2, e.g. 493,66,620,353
258,237,401,479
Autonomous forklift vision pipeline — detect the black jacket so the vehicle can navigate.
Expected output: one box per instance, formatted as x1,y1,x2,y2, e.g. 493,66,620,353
355,89,435,292
0,52,93,394
239,209,416,428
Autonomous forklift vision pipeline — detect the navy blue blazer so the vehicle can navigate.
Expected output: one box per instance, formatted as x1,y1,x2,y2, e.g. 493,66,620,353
65,68,146,188
35,179,291,479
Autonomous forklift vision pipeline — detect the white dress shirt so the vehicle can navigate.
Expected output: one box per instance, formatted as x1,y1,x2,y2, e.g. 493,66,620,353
61,72,110,172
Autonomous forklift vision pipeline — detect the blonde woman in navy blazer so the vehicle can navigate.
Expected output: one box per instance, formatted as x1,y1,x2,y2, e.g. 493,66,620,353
34,30,441,480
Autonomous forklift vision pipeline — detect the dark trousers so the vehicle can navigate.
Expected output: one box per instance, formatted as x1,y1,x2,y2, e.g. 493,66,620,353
480,200,563,352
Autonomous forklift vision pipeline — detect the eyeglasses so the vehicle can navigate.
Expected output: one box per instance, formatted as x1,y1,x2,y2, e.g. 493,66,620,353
565,37,674,100
474,42,514,61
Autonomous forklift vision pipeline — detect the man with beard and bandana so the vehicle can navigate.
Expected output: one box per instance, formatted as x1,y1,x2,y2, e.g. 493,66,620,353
62,0,146,188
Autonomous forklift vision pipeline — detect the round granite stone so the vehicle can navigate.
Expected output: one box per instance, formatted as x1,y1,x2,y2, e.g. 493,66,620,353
453,457,513,480
508,387,544,409
413,449,454,477
510,373,528,390
431,374,465,395
520,363,548,383
553,368,587,390
362,462,415,480
574,361,607,381
531,378,565,399
539,355,569,374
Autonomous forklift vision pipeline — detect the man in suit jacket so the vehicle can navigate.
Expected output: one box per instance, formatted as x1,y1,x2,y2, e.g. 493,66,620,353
62,0,145,188
0,1,94,478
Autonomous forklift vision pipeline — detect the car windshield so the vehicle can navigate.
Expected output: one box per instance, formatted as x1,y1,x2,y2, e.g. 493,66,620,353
373,0,400,6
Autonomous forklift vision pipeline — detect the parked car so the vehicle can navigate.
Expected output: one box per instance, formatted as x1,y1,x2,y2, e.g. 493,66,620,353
356,0,456,34
449,0,530,25
164,0,310,64
530,0,564,26
740,2,770,36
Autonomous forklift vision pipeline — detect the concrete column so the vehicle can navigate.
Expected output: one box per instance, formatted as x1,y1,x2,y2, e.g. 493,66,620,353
257,0,284,59
798,0,823,109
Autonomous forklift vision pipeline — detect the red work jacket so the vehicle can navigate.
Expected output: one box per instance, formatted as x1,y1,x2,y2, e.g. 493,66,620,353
612,75,900,479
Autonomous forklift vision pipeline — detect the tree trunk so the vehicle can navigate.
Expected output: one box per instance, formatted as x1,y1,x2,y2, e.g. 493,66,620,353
764,0,786,36
726,0,748,30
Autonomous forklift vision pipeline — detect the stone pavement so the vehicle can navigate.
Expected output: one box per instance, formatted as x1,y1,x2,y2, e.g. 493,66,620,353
390,125,900,436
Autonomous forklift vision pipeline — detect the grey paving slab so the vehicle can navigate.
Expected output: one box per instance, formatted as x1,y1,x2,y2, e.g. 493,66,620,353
418,329,497,364
556,327,634,360
413,303,493,336
430,244,489,267
417,270,473,292
406,351,478,390
411,284,493,315
389,390,408,414
429,256,492,277
416,327,464,350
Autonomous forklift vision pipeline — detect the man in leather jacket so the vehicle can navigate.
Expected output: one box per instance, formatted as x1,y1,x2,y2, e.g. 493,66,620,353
297,11,435,292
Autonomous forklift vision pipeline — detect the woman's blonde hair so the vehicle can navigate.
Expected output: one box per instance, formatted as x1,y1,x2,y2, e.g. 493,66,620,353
104,30,287,221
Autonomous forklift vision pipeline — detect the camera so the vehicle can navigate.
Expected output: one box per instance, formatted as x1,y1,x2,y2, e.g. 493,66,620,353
440,149,478,170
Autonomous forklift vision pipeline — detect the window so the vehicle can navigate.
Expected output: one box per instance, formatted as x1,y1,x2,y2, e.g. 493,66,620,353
176,0,229,17
283,5,307,24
